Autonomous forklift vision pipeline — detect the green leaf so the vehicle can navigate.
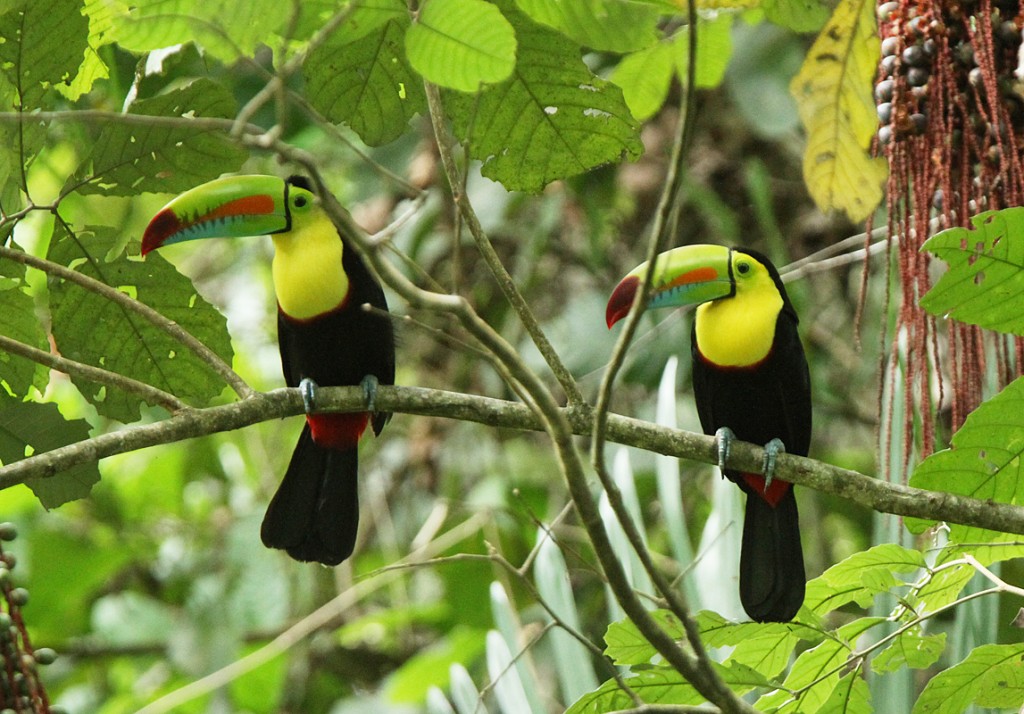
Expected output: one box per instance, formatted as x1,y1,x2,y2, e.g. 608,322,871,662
805,544,925,613
909,376,1024,543
673,14,733,89
108,0,292,62
0,256,48,397
818,671,873,714
70,78,247,196
0,0,89,108
405,0,517,92
906,562,974,616
789,0,886,221
515,0,660,52
920,208,1024,334
447,0,642,192
47,225,234,423
612,39,674,122
305,16,427,146
55,0,114,100
0,395,100,508
871,628,945,673
912,643,1024,714
604,609,683,665
764,0,829,32
756,637,848,712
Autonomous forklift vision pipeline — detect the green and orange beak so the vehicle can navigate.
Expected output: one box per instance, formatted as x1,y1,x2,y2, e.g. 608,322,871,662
141,175,297,255
606,244,736,328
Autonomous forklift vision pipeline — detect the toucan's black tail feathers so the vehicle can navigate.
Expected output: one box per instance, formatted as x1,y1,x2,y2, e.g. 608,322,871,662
739,488,805,623
260,425,359,566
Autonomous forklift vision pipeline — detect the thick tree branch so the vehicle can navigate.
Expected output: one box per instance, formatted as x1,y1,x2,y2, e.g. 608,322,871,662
2,385,1020,536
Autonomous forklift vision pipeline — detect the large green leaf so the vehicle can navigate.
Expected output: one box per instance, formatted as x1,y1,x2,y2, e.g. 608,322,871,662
447,0,642,192
804,544,925,613
0,394,99,508
47,225,234,423
305,15,427,146
909,376,1024,544
0,253,48,397
755,637,847,712
107,0,291,62
56,0,114,100
0,0,89,108
818,671,872,714
69,78,247,196
912,643,1024,714
920,207,1024,333
871,627,945,673
405,0,517,92
515,0,660,52
764,0,830,32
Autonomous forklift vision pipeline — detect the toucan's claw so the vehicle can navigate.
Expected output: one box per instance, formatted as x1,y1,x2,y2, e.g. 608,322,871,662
762,438,786,492
299,377,319,414
714,427,735,476
360,374,380,413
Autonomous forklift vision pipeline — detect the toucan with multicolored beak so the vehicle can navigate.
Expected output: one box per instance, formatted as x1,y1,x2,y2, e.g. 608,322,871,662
606,244,810,622
142,175,395,566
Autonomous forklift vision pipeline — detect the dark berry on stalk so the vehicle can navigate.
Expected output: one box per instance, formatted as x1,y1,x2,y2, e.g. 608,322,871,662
876,78,895,101
881,36,900,56
877,102,893,123
932,189,944,210
954,42,975,66
910,113,927,133
8,588,28,607
33,648,57,666
997,21,1020,45
0,524,16,542
902,44,927,67
907,16,926,36
969,67,984,87
907,67,930,86
881,54,898,75
922,38,937,58
878,125,894,145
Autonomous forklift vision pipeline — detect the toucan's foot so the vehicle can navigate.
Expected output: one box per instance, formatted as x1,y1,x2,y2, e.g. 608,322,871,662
714,427,735,475
299,377,319,414
762,438,786,492
360,374,380,413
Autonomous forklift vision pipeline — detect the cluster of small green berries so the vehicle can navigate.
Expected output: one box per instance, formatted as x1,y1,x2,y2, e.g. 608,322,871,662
0,524,63,714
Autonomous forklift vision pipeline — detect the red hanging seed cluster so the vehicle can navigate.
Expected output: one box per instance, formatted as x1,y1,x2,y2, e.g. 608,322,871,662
0,524,59,714
873,0,1024,463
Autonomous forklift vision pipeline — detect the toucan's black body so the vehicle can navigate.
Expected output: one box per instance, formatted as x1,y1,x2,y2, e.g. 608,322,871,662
691,252,810,622
262,179,395,565
142,174,395,567
607,245,812,623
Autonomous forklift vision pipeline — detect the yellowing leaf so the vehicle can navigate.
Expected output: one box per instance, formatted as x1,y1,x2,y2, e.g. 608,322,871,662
789,0,886,221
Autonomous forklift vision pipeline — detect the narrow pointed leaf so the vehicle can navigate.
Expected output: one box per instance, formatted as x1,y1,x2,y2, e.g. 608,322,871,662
921,207,1024,334
790,0,886,221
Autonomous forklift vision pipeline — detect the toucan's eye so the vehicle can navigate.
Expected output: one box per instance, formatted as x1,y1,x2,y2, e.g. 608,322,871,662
293,195,308,209
737,261,751,275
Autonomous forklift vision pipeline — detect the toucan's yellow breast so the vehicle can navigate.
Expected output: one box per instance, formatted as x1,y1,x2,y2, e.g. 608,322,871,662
271,213,349,320
694,278,783,367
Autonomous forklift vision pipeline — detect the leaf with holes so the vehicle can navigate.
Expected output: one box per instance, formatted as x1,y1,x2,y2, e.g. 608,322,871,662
909,375,1024,545
0,0,89,108
913,643,1024,714
0,395,99,508
921,207,1024,334
69,78,247,196
447,0,642,193
305,12,427,146
405,0,517,92
47,225,233,423
789,0,886,221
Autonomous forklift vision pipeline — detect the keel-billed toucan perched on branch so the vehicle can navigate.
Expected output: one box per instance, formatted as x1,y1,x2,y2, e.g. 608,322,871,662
606,244,811,622
142,175,396,566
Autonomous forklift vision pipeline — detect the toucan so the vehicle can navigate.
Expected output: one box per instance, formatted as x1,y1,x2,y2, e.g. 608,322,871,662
606,244,810,622
142,174,396,566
